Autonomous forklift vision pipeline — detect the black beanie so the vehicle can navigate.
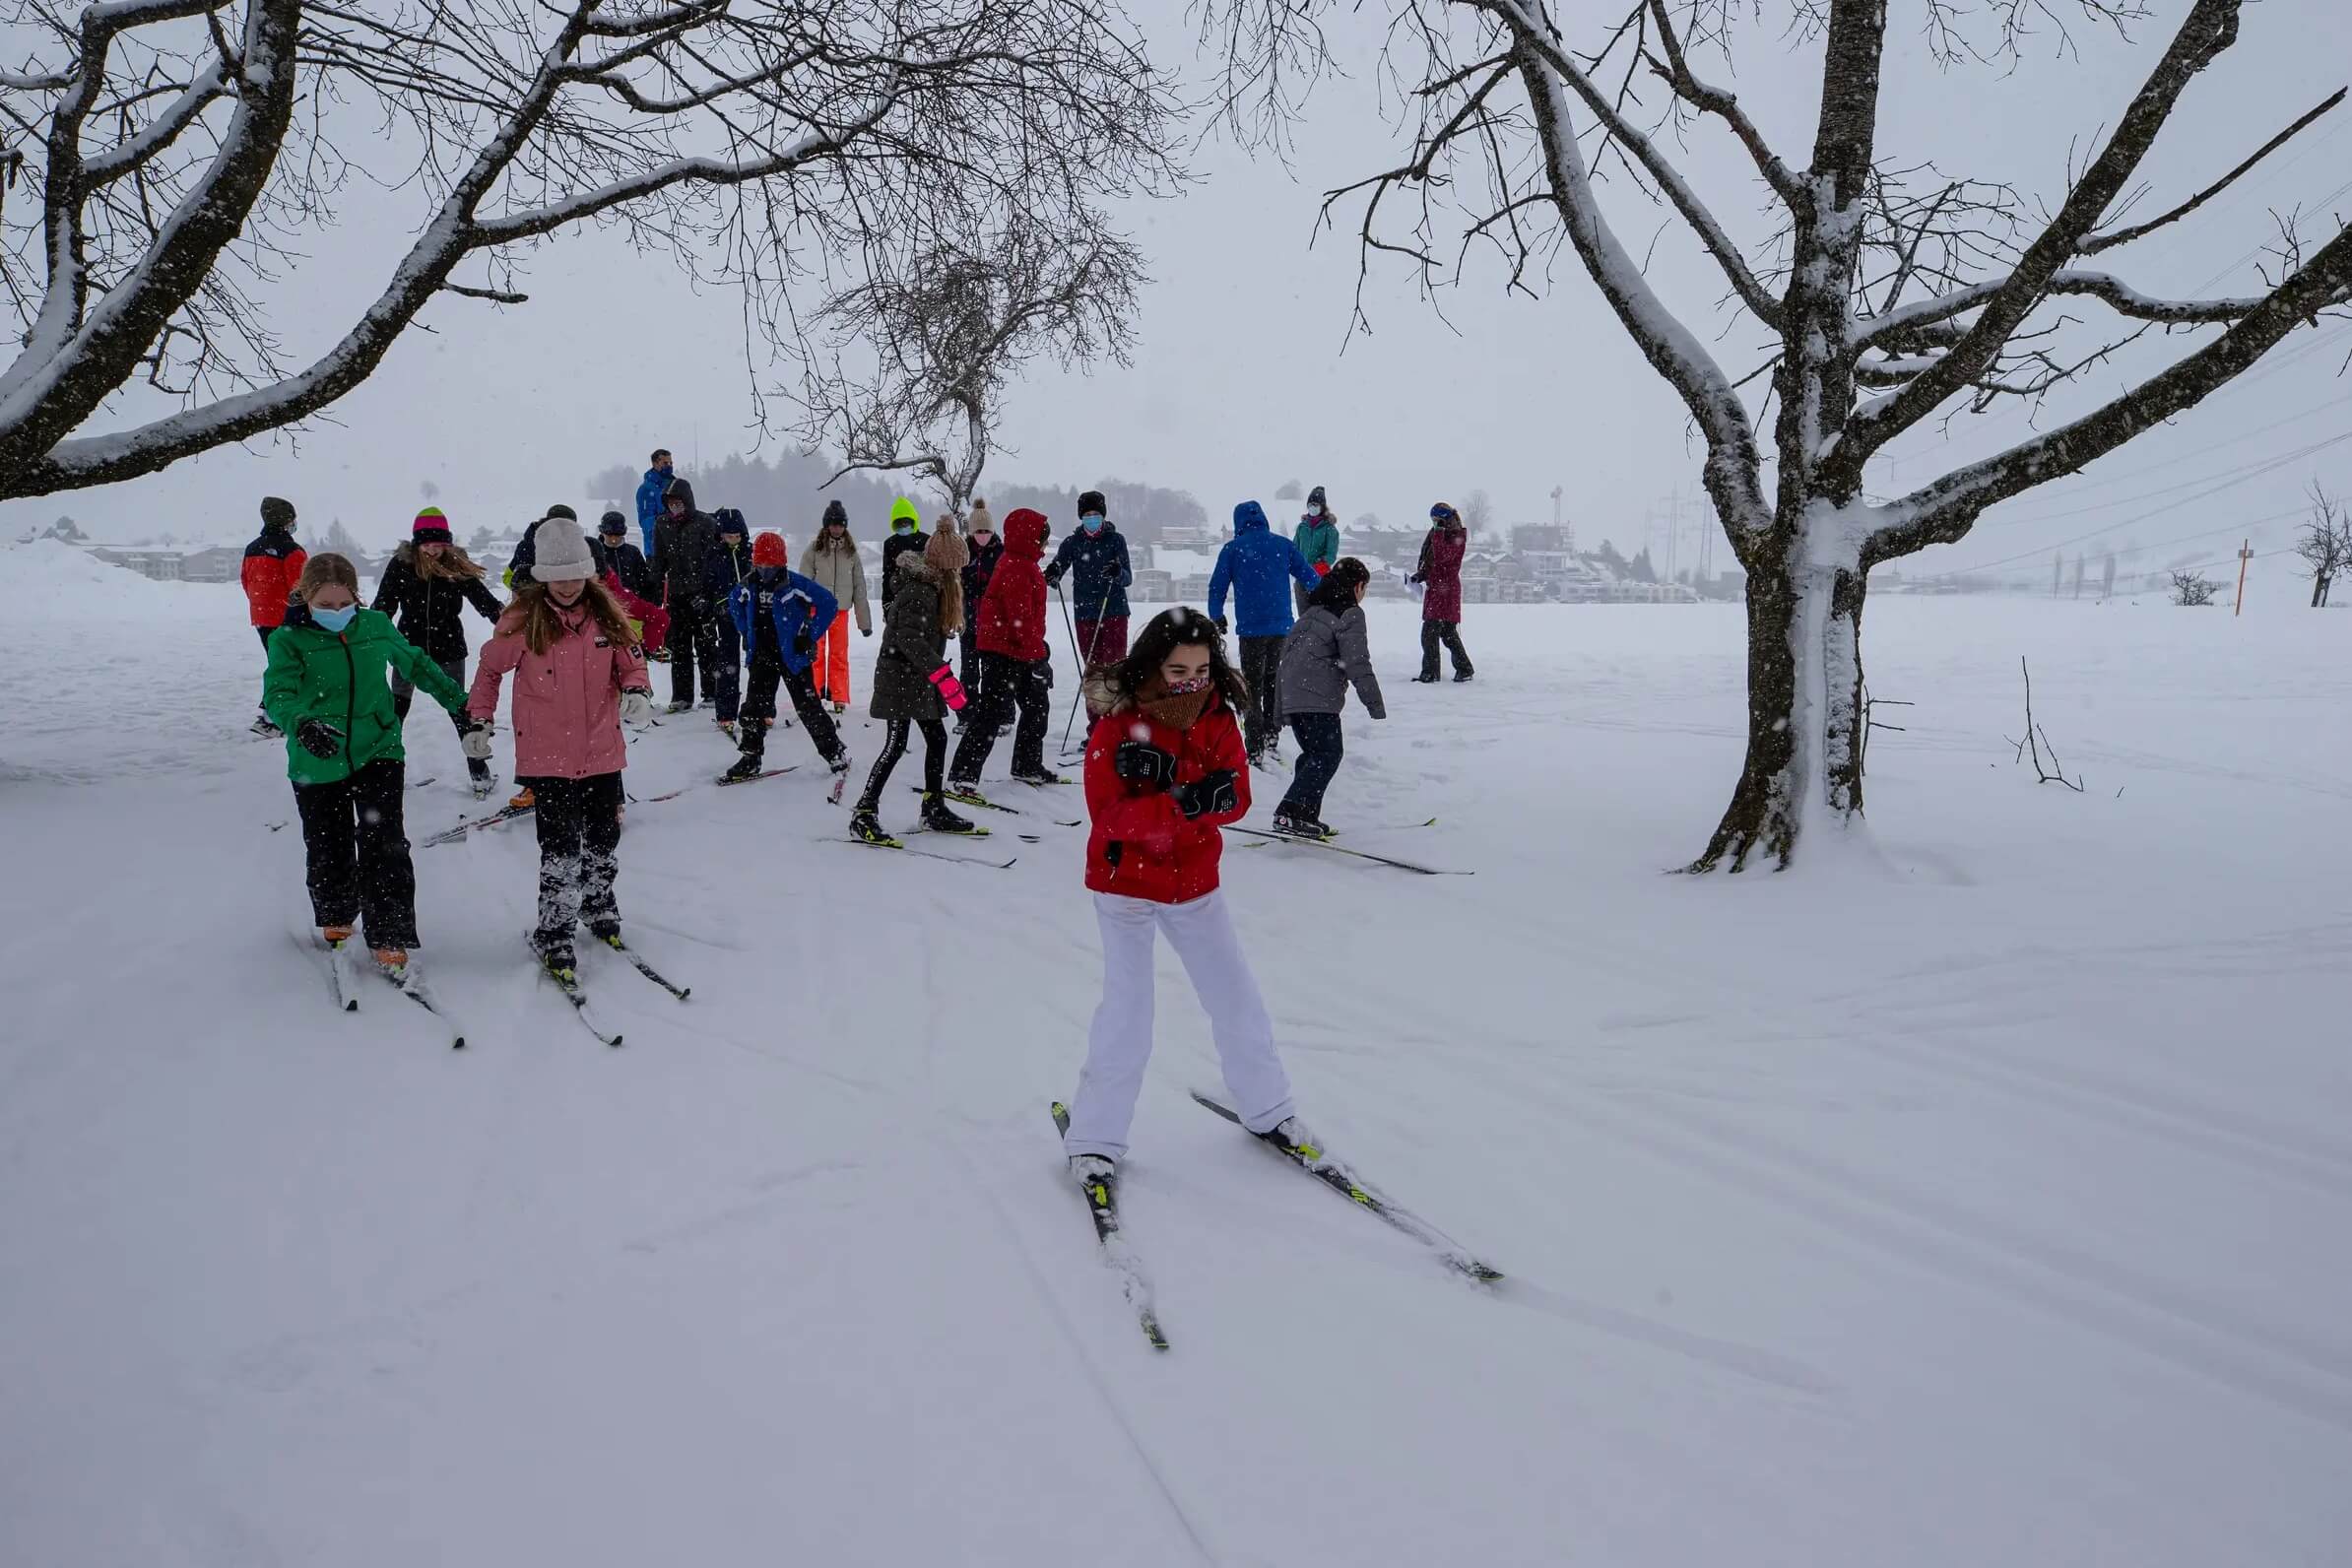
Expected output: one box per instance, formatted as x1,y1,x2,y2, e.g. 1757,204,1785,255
545,503,577,523
599,510,626,535
260,495,295,530
822,498,848,527
1078,490,1107,518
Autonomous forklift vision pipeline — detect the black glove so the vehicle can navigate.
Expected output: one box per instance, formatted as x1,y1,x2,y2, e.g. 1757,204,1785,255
1172,769,1238,820
1407,573,1424,586
794,624,817,657
1210,617,1228,634
1115,739,1176,788
1044,565,1063,587
1037,660,1052,690
861,626,873,638
295,719,346,759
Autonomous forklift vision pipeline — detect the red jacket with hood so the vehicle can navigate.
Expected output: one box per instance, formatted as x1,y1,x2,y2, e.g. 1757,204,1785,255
975,508,1050,662
1082,682,1251,904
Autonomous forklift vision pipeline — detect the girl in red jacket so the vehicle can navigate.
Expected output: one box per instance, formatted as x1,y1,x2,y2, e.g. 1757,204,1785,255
947,506,1063,797
1059,608,1314,1184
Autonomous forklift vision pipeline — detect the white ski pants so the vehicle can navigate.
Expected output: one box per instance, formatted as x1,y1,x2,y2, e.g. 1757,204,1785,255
1063,890,1296,1160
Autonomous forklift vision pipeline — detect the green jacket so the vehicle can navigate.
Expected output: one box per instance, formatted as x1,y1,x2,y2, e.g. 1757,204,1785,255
1294,514,1340,570
263,607,467,785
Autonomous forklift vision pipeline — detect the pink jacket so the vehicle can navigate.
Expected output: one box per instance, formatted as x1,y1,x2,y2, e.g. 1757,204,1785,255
468,605,651,780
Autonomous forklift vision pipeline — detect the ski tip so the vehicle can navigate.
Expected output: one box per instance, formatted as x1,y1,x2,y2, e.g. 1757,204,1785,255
342,997,359,1013
451,1036,468,1050
1050,1100,1073,1137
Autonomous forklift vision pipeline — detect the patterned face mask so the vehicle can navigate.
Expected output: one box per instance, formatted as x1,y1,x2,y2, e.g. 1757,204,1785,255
1162,676,1209,695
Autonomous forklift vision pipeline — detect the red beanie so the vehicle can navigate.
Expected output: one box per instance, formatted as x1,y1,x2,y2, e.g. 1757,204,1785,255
751,531,788,568
412,506,453,545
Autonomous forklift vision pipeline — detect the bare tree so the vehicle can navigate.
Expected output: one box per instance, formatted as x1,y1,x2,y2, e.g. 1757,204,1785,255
2171,569,2217,606
797,226,1145,517
1462,487,1494,537
0,0,1177,501
1206,0,2352,868
2295,481,2347,607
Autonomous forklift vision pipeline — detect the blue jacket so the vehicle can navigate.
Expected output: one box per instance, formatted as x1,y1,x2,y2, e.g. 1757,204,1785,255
634,467,669,553
1043,524,1133,620
726,566,838,677
1209,501,1320,637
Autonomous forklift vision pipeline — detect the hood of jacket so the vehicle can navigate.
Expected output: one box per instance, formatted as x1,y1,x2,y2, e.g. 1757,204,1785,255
1232,500,1271,535
665,475,697,513
889,495,922,531
1003,507,1049,559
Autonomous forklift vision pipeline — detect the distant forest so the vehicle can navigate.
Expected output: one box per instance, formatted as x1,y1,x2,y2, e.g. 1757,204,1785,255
586,450,1209,548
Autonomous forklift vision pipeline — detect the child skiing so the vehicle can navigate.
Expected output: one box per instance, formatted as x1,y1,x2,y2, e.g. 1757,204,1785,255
370,507,506,796
1060,608,1311,1180
957,502,1004,729
241,495,305,735
720,532,852,792
1043,488,1134,707
650,476,724,713
948,506,1061,795
464,520,656,977
800,499,873,712
848,525,978,843
1410,502,1474,683
1273,557,1385,837
265,553,471,972
708,508,756,734
1208,499,1322,766
881,495,927,600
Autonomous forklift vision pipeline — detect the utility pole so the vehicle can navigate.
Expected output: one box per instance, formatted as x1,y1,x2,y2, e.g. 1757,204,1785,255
2234,538,2254,617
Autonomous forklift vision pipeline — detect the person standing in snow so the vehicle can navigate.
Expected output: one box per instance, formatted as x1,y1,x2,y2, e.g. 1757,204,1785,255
849,525,979,843
1207,499,1321,765
369,507,506,797
241,495,306,735
649,476,725,713
266,553,471,973
720,531,853,791
948,506,1062,793
1059,607,1313,1183
1272,558,1385,838
1292,486,1340,616
799,499,872,713
1042,488,1133,709
881,496,927,601
957,502,1004,730
707,508,756,733
464,520,655,980
1409,502,1474,684
592,511,670,661
634,448,673,556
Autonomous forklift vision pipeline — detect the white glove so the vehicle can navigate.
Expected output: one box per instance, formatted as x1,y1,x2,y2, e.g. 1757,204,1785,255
461,723,494,761
620,689,656,725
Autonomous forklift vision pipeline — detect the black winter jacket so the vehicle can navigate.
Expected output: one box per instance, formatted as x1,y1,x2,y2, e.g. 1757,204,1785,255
650,478,726,609
369,545,506,663
960,537,1004,625
590,536,655,599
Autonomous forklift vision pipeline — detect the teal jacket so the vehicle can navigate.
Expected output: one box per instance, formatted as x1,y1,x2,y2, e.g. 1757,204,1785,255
263,604,467,785
1294,514,1339,571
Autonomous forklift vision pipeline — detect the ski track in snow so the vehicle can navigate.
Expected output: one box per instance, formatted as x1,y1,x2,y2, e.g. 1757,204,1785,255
2,562,2349,1565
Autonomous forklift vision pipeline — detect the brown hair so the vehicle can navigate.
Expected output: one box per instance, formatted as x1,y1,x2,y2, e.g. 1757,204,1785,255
296,553,360,601
502,576,635,657
412,540,487,581
925,524,969,637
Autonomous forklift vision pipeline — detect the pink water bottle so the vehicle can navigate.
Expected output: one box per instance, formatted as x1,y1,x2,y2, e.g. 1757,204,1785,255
928,664,967,711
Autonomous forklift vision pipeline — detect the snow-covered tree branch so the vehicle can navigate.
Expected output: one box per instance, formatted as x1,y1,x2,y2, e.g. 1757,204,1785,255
1206,0,2352,870
0,0,1178,500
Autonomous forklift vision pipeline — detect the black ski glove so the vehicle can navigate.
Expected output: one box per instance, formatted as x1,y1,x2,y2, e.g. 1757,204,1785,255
1115,739,1177,788
1172,768,1238,820
1210,616,1229,634
794,624,817,657
295,719,346,759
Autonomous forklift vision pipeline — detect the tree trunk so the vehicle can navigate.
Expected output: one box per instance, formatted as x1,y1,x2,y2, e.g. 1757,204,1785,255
1691,555,1867,872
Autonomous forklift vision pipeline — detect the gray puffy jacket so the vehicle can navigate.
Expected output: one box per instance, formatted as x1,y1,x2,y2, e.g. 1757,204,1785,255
1277,604,1385,719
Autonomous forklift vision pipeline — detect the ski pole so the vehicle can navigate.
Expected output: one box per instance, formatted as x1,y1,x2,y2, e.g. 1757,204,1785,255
1059,582,1113,754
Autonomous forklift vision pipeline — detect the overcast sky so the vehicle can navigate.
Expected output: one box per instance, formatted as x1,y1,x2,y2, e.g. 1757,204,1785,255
5,0,2345,585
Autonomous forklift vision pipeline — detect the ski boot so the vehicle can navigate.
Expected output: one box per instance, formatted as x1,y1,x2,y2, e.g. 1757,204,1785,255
720,751,766,784
251,711,283,738
321,924,355,947
831,700,847,716
1012,766,1065,787
1263,1117,1330,1168
532,931,577,981
508,784,536,811
1411,673,1439,685
586,917,622,948
920,794,978,835
1271,808,1333,840
664,699,693,715
717,718,737,741
846,811,895,846
942,779,990,809
1453,670,1474,684
827,751,852,805
1069,1153,1117,1193
372,947,410,972
467,758,494,799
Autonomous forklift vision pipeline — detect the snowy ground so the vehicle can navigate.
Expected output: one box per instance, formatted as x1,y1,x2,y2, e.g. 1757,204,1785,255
3,540,2348,1566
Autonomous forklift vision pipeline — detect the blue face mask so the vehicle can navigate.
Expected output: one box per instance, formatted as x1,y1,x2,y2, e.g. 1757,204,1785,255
1081,515,1104,534
310,604,357,634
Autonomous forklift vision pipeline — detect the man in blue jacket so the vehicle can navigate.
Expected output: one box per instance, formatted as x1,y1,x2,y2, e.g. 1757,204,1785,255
721,529,851,790
1209,498,1323,763
1042,489,1133,692
634,448,673,555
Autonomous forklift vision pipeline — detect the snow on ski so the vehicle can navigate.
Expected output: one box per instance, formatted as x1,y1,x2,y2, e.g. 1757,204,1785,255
1190,1089,1503,1284
1228,825,1470,876
321,937,359,1013
377,961,466,1048
1051,1102,1169,1351
531,939,623,1046
583,927,691,1001
422,801,535,847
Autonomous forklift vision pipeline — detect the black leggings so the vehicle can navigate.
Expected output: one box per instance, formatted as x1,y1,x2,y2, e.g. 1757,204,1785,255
857,717,947,814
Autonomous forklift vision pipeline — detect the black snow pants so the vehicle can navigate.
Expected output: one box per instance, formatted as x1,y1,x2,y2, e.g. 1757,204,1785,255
949,652,1050,784
1418,620,1472,680
667,599,725,709
294,757,419,947
1238,635,1285,759
739,642,844,767
525,771,623,947
1279,711,1345,819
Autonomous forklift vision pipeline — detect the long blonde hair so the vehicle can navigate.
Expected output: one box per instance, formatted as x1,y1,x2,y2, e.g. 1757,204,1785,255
925,523,969,636
503,576,635,656
413,541,487,581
